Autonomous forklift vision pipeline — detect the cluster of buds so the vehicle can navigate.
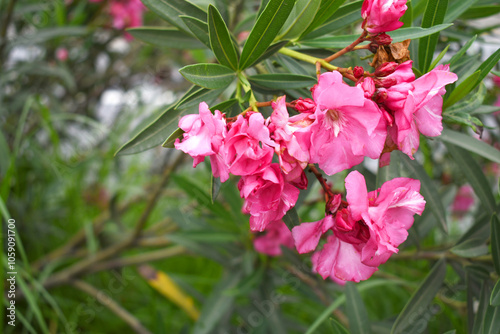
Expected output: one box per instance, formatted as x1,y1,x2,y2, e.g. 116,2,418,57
173,0,458,283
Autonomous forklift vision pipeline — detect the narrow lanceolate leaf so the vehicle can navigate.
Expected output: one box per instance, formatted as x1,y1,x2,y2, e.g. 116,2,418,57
180,15,211,48
127,27,204,49
246,40,290,68
428,44,450,70
451,237,489,257
491,214,500,276
192,270,243,334
491,280,500,306
300,0,346,38
448,35,477,68
444,143,496,215
211,175,222,203
179,63,235,89
162,127,184,148
278,0,322,41
248,73,316,90
303,0,363,39
302,25,452,49
208,5,239,70
116,87,223,155
401,0,413,28
470,48,500,92
399,153,448,233
444,70,481,109
444,0,478,22
345,283,371,334
473,283,500,334
460,5,500,19
239,0,297,70
139,265,200,320
141,0,206,33
440,129,500,164
419,0,449,72
391,259,447,334
283,207,300,230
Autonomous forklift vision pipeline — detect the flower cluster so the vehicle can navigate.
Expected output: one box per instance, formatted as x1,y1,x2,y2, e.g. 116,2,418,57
173,0,457,283
89,0,146,40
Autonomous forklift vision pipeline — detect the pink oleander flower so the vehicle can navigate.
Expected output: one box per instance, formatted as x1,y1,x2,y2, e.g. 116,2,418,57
55,47,68,61
306,71,387,175
361,0,407,34
90,0,146,40
175,102,229,182
382,64,458,160
253,220,294,256
268,96,310,185
239,163,299,232
451,185,475,215
223,112,275,176
293,171,425,283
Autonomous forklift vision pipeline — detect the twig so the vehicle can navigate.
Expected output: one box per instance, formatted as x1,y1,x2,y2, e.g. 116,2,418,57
71,280,153,334
324,31,368,63
0,0,16,68
41,153,185,290
88,246,186,274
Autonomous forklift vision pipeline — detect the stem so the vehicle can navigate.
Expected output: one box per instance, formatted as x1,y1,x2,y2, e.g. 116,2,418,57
0,0,16,68
279,48,337,71
324,30,368,63
72,280,153,334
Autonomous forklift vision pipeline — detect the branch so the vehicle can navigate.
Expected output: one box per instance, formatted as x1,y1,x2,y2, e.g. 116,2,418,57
71,280,153,334
324,31,368,63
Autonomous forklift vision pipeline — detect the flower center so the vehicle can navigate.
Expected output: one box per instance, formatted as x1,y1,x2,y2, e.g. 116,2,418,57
325,109,346,137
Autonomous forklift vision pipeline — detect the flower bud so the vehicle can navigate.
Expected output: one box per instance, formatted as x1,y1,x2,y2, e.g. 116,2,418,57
374,62,398,76
294,98,316,113
353,66,364,79
374,33,392,45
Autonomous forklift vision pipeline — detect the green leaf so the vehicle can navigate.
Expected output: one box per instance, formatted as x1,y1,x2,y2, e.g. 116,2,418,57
329,318,350,334
444,0,478,22
300,0,346,38
401,0,413,28
444,143,496,215
239,0,297,70
161,127,184,148
248,73,316,90
492,214,500,276
391,259,447,334
8,27,88,47
460,5,500,19
246,40,290,68
440,129,500,164
210,98,240,114
473,282,500,334
306,279,406,334
208,5,239,70
301,25,453,49
419,0,449,72
211,175,222,203
141,0,206,33
180,15,211,48
179,63,235,89
491,280,500,306
127,27,204,49
451,237,489,257
399,153,448,233
428,44,450,70
278,0,322,41
116,87,223,155
192,270,243,334
345,282,371,334
283,207,300,230
303,0,363,39
444,71,481,109
448,35,477,68
473,48,500,90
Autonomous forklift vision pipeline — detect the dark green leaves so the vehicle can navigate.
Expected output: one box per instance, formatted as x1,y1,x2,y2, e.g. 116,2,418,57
399,153,448,233
440,129,500,164
391,259,447,334
248,73,316,90
239,0,296,70
278,0,322,41
180,15,210,48
444,143,496,215
127,27,204,49
345,283,371,334
179,63,235,89
492,214,500,276
141,0,206,33
208,5,239,70
300,0,346,38
419,0,449,72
